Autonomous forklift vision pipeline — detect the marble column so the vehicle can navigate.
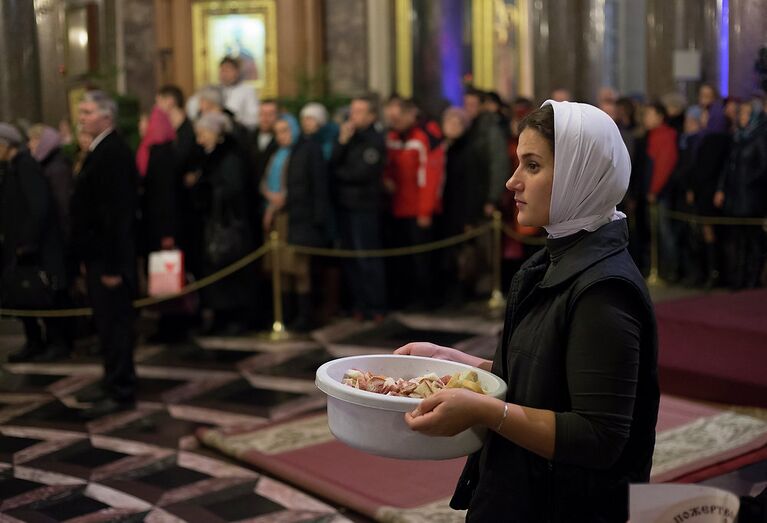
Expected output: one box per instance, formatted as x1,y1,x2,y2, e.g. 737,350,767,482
412,0,442,107
324,0,368,95
528,0,580,101
34,0,69,125
120,0,157,111
579,0,606,103
0,0,43,123
618,0,646,96
728,0,767,98
275,0,328,97
366,0,393,100
645,0,721,99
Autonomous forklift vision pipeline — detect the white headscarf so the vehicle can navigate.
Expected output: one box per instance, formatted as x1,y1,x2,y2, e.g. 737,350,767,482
543,100,631,239
300,102,329,127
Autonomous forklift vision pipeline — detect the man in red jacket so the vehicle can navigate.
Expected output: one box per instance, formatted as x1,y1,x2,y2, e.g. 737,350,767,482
384,99,441,308
643,102,680,280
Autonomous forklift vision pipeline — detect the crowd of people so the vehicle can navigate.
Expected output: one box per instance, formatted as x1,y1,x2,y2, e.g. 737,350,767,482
1,55,766,415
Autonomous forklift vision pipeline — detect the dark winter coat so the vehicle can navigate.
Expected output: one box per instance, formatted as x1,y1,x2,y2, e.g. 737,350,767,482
688,132,731,215
0,150,67,289
141,141,178,253
285,136,329,247
464,112,510,206
249,128,278,190
197,137,253,310
452,220,659,522
39,148,74,244
718,125,767,217
71,131,138,278
175,118,205,276
673,132,703,209
175,118,203,175
330,125,386,213
441,134,486,236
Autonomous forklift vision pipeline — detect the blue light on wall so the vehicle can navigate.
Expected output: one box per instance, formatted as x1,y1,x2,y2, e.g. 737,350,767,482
719,0,729,97
440,0,464,106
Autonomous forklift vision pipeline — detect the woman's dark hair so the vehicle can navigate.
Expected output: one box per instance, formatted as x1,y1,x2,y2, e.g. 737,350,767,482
647,101,668,120
219,56,241,69
518,104,555,155
699,82,720,99
616,97,636,126
158,85,185,109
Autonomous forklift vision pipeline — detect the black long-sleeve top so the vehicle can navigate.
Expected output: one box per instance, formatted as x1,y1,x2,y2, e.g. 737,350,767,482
454,219,659,522
548,232,644,468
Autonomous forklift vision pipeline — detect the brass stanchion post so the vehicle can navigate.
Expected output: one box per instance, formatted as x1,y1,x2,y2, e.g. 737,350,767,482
258,230,294,341
647,201,663,286
488,211,505,310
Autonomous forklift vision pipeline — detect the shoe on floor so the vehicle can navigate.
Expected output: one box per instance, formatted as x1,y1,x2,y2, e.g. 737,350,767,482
75,387,109,403
79,398,135,420
34,345,71,363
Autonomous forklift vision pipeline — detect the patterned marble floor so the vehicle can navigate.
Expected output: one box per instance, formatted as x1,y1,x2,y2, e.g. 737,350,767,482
3,291,763,522
0,311,499,522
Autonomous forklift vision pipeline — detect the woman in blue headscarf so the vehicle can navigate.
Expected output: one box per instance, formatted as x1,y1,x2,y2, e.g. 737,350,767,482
262,113,300,231
261,113,329,331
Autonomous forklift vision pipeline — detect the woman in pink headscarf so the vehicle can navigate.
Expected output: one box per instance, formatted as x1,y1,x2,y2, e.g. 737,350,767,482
137,106,177,254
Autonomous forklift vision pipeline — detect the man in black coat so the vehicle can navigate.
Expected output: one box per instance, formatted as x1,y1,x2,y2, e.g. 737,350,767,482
330,94,387,319
249,99,279,184
247,99,279,244
71,91,138,418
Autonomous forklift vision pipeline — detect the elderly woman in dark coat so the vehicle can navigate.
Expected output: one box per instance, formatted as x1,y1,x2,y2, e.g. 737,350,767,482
193,112,254,335
262,114,328,331
715,100,767,289
0,123,68,362
28,125,74,243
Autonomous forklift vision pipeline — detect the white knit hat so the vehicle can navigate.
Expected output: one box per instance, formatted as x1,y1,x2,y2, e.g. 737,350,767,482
300,102,328,127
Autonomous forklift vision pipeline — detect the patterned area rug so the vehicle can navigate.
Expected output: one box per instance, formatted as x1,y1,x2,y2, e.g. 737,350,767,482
198,415,467,523
198,396,767,522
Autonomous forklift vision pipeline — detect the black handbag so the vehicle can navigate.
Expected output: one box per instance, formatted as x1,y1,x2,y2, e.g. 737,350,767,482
204,195,246,269
1,262,55,310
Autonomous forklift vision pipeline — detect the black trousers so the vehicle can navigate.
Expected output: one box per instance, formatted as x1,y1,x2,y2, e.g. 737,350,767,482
389,217,432,308
338,210,386,316
86,263,136,402
21,293,73,352
728,225,765,289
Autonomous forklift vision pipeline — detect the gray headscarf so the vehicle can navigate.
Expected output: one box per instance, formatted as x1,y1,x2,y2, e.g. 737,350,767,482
0,123,23,146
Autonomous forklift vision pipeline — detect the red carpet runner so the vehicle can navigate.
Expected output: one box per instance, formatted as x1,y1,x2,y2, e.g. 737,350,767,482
655,289,767,408
199,396,767,521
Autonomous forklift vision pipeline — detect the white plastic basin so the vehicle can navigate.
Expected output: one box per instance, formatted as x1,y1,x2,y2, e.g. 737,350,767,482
315,354,507,460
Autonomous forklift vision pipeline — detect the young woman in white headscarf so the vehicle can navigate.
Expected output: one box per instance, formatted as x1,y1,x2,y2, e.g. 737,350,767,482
396,101,660,522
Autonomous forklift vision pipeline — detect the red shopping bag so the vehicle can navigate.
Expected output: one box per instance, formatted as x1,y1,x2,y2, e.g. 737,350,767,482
148,250,185,296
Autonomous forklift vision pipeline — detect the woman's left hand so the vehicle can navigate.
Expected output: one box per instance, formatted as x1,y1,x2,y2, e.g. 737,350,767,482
405,389,496,437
